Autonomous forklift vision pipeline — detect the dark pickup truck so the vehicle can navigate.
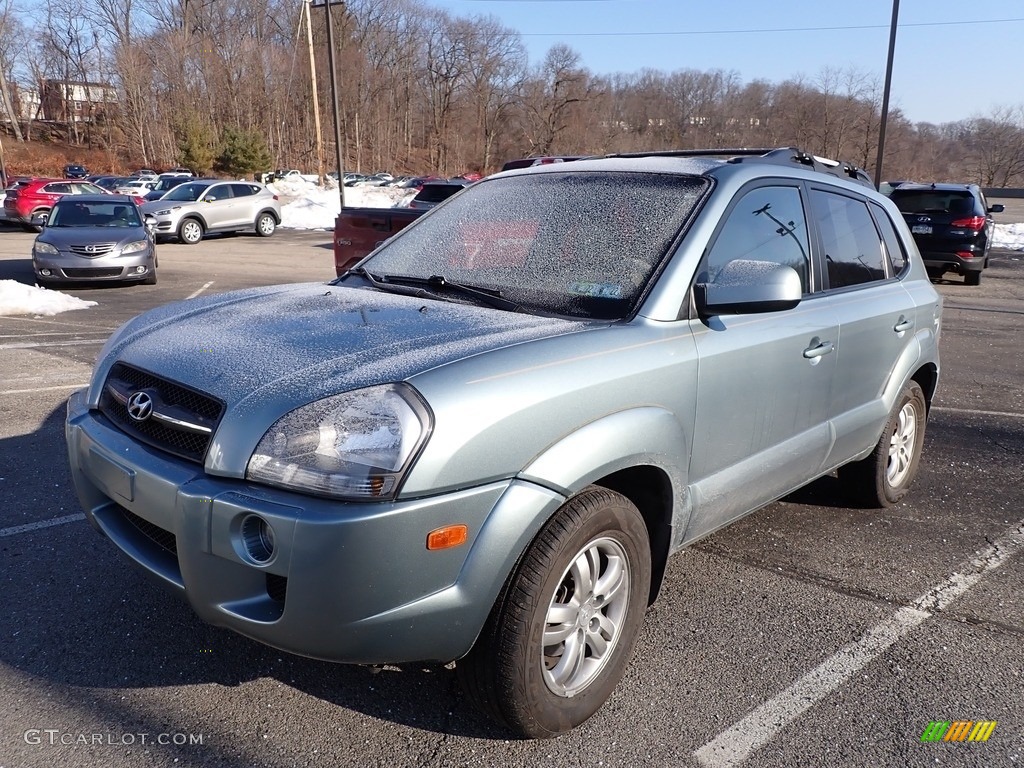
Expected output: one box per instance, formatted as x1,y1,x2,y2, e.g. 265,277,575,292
333,181,472,276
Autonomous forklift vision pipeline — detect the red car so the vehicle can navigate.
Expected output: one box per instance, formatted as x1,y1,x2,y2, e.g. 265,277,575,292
3,178,141,231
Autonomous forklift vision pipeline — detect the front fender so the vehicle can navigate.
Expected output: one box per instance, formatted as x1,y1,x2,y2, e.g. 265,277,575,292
517,406,690,534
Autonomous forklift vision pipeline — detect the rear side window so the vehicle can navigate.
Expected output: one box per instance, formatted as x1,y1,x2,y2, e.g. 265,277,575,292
230,183,257,198
704,185,810,293
870,203,907,275
810,190,886,289
414,184,466,204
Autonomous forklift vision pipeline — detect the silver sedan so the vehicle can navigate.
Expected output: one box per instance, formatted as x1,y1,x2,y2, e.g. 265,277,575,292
32,195,157,285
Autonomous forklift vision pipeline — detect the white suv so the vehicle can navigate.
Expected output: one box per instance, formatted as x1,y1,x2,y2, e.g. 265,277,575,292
140,179,282,244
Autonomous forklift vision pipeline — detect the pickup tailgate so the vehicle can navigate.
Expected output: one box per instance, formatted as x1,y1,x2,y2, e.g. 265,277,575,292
333,206,424,275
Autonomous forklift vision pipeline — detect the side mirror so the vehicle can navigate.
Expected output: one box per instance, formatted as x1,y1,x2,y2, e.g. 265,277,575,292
144,214,157,234
695,260,803,318
988,204,1004,214
32,211,49,228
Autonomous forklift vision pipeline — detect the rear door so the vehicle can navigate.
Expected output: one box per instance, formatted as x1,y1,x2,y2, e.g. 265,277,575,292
808,187,922,466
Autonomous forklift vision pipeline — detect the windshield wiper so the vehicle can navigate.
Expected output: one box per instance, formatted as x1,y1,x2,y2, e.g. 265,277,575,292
380,273,523,312
347,268,523,312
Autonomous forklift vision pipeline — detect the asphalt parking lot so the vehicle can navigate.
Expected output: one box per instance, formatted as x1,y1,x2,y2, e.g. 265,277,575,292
0,224,1022,768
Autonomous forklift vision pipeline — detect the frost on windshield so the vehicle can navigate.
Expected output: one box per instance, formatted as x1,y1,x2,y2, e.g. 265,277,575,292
362,172,707,319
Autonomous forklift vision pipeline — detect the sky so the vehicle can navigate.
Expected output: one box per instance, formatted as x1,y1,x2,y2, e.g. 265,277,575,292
2,178,1022,316
425,0,1024,126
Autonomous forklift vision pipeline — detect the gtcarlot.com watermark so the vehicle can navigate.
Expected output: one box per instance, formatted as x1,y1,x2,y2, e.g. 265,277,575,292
24,729,205,747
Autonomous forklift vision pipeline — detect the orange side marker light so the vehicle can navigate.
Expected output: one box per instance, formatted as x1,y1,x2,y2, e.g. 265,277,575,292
426,524,468,550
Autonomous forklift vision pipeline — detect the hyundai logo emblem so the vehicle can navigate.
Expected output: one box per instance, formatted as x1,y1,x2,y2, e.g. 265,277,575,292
126,391,154,422
916,216,931,223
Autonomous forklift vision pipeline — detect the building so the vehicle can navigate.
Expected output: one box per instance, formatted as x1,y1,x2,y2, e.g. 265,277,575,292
39,79,117,123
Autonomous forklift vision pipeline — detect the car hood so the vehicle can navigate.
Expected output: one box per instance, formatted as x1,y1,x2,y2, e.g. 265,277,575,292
96,282,590,415
38,225,148,246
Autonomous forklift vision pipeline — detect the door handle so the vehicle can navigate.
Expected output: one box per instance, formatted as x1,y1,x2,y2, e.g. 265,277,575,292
894,316,914,333
803,338,834,359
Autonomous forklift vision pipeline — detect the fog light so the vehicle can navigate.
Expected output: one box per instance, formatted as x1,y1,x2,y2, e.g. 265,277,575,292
134,265,147,274
40,269,52,276
240,514,276,563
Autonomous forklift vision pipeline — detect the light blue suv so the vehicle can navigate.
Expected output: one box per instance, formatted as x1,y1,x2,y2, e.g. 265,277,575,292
66,148,941,738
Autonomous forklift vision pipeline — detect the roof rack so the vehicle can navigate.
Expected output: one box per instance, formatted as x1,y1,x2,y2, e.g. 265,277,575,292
601,147,874,189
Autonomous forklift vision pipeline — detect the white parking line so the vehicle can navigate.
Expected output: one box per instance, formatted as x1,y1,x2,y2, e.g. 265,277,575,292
933,406,1024,419
0,513,87,538
0,339,107,350
186,281,215,299
1,383,88,395
693,519,1024,768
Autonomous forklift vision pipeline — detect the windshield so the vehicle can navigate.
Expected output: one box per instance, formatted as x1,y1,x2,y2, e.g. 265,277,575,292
49,200,142,227
162,182,214,202
353,172,706,319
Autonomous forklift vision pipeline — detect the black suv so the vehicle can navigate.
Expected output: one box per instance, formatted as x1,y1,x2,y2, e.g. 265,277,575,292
889,183,1003,285
63,164,89,179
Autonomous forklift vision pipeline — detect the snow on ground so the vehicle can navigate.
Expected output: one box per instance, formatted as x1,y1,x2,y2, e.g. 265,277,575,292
992,222,1024,251
0,280,98,317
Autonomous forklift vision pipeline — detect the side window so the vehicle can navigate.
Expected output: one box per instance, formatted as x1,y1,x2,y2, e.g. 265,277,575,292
205,185,232,202
704,185,810,293
45,183,72,194
810,190,886,289
870,203,907,275
230,183,255,198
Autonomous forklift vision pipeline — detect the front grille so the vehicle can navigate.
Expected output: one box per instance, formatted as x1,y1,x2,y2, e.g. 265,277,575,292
98,363,224,463
121,507,177,556
69,242,117,257
63,267,123,278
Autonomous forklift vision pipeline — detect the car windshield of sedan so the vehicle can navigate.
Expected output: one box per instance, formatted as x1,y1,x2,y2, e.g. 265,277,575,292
49,200,143,227
160,182,214,202
347,171,707,320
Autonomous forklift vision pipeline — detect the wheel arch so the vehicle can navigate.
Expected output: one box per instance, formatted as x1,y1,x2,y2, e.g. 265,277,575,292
257,207,281,224
517,406,689,607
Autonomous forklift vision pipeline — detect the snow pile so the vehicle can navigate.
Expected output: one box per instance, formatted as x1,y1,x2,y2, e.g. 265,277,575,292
274,182,416,230
0,280,98,317
992,222,1024,251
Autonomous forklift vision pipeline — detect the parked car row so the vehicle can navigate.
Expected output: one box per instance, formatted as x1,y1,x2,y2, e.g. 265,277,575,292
2,171,283,288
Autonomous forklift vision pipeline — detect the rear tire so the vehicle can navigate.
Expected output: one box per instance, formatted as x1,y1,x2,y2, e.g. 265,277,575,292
255,212,276,237
838,380,927,507
457,486,651,738
964,271,981,286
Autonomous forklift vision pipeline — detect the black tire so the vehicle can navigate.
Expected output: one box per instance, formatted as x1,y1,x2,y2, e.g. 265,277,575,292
177,218,204,245
964,270,981,286
255,212,276,237
141,269,157,285
457,486,651,738
838,380,927,508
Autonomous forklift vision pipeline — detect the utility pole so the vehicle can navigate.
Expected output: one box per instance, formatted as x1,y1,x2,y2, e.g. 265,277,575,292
303,0,326,185
874,0,900,189
317,0,346,208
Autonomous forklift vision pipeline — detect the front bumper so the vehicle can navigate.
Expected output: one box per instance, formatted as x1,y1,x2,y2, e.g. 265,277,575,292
65,390,564,663
34,250,155,282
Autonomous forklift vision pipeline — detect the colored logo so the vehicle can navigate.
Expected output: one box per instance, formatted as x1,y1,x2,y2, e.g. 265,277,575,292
920,720,997,742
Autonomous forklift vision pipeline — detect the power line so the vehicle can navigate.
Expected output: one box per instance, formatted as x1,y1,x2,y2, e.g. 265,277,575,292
516,17,1024,38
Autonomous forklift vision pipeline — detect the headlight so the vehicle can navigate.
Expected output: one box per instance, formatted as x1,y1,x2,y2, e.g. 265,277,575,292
245,384,432,500
121,239,149,255
154,209,171,216
34,242,59,256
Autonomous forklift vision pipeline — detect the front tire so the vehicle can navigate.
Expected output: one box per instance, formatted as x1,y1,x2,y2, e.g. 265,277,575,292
177,218,204,245
457,486,651,738
839,380,927,507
